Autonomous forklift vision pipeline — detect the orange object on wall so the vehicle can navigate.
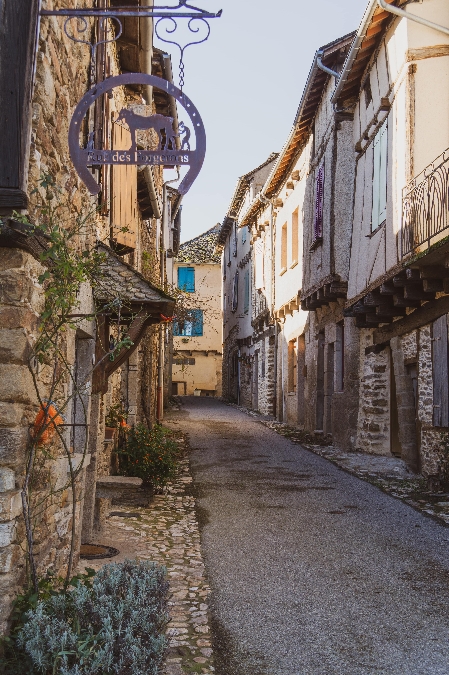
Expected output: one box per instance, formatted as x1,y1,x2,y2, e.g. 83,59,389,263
32,402,64,445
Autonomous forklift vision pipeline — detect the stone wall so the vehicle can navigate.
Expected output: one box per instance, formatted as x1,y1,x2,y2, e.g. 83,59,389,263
356,334,391,455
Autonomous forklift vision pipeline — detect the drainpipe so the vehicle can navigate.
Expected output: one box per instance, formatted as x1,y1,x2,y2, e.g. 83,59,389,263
259,191,279,417
157,171,180,422
377,0,449,36
316,51,340,80
237,347,241,405
138,0,163,221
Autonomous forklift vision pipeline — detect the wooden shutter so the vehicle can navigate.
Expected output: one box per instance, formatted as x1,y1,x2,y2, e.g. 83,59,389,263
0,0,39,207
191,309,204,336
313,163,325,242
432,315,449,427
244,269,250,314
111,115,137,250
372,120,388,231
178,267,195,292
255,239,264,289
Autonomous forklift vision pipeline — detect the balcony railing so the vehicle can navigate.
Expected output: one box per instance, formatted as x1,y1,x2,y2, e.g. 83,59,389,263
402,149,449,258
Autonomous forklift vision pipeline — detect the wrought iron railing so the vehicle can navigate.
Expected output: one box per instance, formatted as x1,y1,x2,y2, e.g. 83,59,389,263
402,149,449,258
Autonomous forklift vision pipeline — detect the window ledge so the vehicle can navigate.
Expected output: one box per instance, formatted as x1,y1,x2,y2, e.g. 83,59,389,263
290,260,298,269
366,221,386,238
310,237,323,251
279,267,287,276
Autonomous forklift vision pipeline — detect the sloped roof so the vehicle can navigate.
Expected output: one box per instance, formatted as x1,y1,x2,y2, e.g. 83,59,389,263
176,225,221,264
95,243,175,316
332,0,406,106
264,32,355,198
227,152,279,217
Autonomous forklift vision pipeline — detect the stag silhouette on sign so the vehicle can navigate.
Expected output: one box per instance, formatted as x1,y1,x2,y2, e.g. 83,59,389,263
115,109,178,151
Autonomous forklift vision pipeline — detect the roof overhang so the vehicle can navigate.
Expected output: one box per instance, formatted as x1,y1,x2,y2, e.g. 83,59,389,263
263,32,355,199
331,0,407,106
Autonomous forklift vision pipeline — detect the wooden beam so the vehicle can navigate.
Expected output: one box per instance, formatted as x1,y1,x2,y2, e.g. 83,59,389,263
373,295,449,344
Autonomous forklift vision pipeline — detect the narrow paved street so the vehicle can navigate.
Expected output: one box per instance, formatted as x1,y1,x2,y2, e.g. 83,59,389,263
167,398,449,675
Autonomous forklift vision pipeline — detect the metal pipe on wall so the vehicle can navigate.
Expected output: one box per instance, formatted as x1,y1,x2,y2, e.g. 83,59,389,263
377,0,449,36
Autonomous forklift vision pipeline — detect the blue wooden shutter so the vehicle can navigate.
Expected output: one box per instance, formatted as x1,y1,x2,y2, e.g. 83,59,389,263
314,163,325,242
191,309,204,336
178,266,195,292
244,270,250,314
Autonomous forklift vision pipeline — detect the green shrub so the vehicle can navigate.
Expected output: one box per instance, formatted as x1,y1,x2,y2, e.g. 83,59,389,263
118,424,179,488
1,560,169,675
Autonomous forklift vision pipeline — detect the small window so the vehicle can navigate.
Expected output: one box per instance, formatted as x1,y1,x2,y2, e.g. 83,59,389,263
241,226,247,244
371,120,388,232
178,266,195,292
281,223,287,271
291,208,299,266
173,309,203,336
364,78,372,107
288,338,298,393
313,163,325,243
255,239,264,289
232,221,238,257
244,269,250,314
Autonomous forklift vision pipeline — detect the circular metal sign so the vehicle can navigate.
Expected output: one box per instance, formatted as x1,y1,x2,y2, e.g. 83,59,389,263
68,73,206,196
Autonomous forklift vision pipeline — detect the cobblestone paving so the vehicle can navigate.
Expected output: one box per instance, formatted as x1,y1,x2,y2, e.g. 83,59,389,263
78,440,214,675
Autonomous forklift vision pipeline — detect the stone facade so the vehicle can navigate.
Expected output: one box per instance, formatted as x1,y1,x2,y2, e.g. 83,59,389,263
172,227,223,398
0,6,179,631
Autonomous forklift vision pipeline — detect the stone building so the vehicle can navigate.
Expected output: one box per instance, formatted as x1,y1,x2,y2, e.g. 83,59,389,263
219,0,449,491
219,154,278,407
171,225,223,397
337,0,449,479
0,2,180,630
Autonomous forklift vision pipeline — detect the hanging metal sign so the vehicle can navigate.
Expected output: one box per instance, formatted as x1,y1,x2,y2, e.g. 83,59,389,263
68,73,205,196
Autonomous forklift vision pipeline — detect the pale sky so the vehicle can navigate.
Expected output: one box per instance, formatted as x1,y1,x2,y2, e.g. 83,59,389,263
154,0,366,242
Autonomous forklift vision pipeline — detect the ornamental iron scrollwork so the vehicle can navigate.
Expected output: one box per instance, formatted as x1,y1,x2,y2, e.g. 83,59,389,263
402,148,449,258
40,2,222,88
68,74,205,196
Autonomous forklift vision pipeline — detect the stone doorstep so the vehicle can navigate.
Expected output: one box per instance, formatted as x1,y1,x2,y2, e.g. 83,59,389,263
96,476,143,499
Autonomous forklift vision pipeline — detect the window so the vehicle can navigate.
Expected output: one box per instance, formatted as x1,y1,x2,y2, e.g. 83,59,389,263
288,338,298,393
371,120,388,231
244,269,250,314
231,271,239,312
281,222,287,271
291,208,299,266
432,315,449,427
232,221,238,257
178,266,195,292
364,77,372,107
173,309,203,336
241,226,247,244
313,163,325,244
173,357,196,365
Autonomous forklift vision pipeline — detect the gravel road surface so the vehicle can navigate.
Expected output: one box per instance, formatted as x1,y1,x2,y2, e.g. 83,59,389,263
167,397,449,675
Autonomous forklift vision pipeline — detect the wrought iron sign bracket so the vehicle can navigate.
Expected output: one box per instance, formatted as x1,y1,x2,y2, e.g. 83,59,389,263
40,2,222,88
